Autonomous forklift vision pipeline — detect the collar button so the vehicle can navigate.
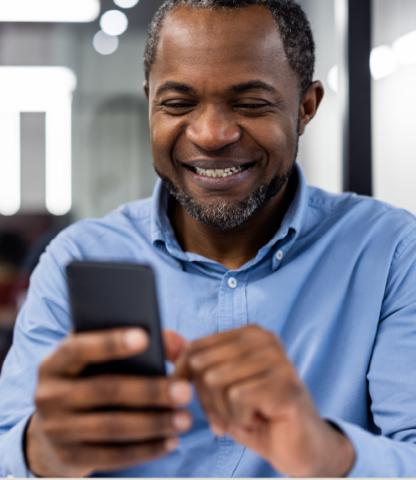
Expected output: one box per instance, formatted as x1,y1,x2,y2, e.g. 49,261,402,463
275,250,284,261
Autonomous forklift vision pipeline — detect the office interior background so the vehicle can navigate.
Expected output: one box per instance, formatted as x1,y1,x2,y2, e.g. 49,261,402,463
0,0,415,365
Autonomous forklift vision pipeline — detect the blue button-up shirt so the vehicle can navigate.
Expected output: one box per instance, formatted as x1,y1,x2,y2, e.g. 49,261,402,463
1,165,416,477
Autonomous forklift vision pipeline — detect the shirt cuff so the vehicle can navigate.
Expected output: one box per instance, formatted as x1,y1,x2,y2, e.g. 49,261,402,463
327,416,415,477
0,415,34,477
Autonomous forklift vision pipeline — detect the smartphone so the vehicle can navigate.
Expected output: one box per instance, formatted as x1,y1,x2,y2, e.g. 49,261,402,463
66,261,166,377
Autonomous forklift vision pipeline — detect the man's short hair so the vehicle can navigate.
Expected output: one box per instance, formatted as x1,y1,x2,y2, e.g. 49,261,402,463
144,0,316,95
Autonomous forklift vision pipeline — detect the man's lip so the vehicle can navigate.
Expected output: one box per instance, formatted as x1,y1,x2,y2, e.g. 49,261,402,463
180,159,255,170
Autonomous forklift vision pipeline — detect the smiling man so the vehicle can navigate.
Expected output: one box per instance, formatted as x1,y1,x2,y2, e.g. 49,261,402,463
1,0,416,477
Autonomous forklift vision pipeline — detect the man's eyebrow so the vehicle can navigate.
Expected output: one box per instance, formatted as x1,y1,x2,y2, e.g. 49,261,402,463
154,80,278,96
155,81,196,96
231,80,277,94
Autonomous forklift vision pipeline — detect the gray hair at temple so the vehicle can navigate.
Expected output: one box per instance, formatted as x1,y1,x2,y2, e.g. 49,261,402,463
143,0,316,94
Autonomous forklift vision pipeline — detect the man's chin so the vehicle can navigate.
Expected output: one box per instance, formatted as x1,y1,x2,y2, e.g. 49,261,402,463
157,169,294,231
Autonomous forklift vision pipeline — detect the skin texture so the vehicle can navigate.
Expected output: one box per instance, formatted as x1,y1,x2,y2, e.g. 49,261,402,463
26,5,355,477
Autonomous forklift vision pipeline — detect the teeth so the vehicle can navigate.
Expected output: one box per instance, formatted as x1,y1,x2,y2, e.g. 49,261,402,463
194,166,244,178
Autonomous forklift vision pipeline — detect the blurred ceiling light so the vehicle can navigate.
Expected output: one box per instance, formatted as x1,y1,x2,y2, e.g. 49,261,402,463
0,0,100,23
0,67,76,216
93,30,119,55
328,65,338,93
370,45,398,80
100,10,128,36
114,0,140,8
328,44,397,93
392,30,416,66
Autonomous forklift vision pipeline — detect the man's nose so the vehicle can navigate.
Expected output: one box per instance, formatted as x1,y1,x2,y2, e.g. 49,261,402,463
186,106,241,151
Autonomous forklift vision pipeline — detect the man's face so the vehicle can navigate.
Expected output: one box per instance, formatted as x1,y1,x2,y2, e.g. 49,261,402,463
148,5,305,230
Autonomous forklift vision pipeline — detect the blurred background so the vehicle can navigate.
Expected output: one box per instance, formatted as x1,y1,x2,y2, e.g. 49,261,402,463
0,0,415,366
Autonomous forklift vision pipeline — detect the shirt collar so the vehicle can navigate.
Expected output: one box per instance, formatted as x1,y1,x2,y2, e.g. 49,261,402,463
150,163,308,270
247,163,308,271
150,180,186,262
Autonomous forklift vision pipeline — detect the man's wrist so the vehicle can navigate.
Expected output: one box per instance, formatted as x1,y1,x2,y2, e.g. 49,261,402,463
24,413,62,478
24,414,48,477
313,419,356,477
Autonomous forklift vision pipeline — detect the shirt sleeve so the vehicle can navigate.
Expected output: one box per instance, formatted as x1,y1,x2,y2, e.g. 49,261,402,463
0,232,77,477
327,230,416,477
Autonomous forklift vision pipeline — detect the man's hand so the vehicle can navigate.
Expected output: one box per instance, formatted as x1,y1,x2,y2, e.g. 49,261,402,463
174,325,355,477
26,329,192,477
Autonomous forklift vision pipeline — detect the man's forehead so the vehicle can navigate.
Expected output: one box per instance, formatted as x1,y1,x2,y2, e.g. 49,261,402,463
157,4,285,56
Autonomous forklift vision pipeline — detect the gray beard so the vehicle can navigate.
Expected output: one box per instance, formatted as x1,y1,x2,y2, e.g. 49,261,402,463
156,166,295,231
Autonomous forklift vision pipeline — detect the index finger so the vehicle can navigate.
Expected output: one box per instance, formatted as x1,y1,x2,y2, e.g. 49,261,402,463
173,326,281,379
186,325,272,353
40,328,148,377
173,330,242,380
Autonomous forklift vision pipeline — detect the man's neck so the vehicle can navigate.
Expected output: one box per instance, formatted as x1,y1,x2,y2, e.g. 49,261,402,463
169,176,297,270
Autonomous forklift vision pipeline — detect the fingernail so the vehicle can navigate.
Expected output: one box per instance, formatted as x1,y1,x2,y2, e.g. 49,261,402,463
165,437,179,451
173,413,191,431
169,381,192,405
124,329,147,350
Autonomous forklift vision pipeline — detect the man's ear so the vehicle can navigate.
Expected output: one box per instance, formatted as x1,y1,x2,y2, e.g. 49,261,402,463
143,80,149,99
298,81,324,135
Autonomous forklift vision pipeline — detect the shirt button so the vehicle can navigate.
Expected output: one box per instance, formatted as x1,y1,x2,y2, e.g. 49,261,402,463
227,277,238,289
275,250,284,261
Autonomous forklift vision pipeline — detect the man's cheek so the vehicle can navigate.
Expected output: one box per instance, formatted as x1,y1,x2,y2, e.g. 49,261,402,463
263,131,297,167
152,118,182,147
151,130,172,162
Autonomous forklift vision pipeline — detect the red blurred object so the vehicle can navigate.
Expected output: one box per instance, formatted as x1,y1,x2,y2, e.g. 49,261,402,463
0,281,16,305
0,213,61,247
0,213,68,369
0,273,20,368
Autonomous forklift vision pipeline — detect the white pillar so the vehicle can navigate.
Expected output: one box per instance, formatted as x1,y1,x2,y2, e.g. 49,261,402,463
0,66,76,215
0,110,21,215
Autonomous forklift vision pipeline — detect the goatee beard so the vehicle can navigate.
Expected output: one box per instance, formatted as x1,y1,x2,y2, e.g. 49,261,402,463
155,166,296,231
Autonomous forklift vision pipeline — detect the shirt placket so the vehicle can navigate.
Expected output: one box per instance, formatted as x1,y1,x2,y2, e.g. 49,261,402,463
211,271,248,475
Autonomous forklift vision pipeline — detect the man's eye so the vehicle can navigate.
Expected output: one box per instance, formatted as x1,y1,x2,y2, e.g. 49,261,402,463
165,102,193,108
160,101,195,113
234,102,270,110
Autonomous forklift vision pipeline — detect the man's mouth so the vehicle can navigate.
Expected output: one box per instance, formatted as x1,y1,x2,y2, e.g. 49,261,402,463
184,162,255,179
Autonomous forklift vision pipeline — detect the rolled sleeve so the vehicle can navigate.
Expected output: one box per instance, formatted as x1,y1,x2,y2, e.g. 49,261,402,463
323,232,416,477
332,234,416,476
327,417,416,477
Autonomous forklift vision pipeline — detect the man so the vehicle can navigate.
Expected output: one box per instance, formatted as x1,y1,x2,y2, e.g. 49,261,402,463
0,0,415,476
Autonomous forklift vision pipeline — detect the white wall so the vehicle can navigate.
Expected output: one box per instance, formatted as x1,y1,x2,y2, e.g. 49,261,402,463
297,0,342,194
372,0,416,213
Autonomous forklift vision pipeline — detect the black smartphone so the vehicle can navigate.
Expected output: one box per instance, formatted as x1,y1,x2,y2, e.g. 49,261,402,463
66,261,166,377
